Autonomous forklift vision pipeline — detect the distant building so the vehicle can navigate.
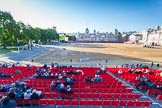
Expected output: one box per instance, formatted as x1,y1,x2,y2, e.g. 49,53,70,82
76,32,122,42
142,25,162,45
129,33,143,43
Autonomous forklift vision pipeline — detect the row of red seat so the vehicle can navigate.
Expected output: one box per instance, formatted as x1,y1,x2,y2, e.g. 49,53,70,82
15,99,152,107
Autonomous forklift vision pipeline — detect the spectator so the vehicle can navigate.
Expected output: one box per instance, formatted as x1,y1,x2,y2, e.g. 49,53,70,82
128,68,134,73
15,89,24,99
51,62,54,68
30,89,40,99
134,69,142,74
50,81,56,88
43,64,48,70
94,74,102,82
24,89,32,99
145,69,154,74
118,69,123,74
136,75,156,90
0,95,17,108
160,72,162,77
59,84,66,93
84,76,93,82
66,85,73,94
56,80,61,88
58,73,63,79
8,88,16,99
0,84,7,92
71,75,76,82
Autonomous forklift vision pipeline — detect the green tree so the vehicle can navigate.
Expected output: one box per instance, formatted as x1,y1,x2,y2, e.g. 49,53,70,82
0,11,17,48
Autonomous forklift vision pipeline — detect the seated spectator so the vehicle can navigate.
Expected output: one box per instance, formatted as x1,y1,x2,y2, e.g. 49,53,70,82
67,70,73,74
66,85,73,94
84,76,93,82
50,81,56,88
74,70,84,75
64,77,74,85
36,67,41,74
95,70,102,75
118,69,123,74
160,72,162,77
8,88,16,99
58,73,63,79
59,84,66,93
56,80,61,88
24,89,32,99
71,75,76,82
136,74,156,90
128,68,134,73
145,69,154,74
62,71,67,78
94,74,102,82
0,84,7,92
15,89,24,99
134,69,142,74
0,95,17,108
30,89,40,99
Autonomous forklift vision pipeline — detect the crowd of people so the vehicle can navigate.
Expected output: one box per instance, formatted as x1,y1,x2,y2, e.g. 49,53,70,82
84,70,103,82
136,74,162,90
0,81,42,107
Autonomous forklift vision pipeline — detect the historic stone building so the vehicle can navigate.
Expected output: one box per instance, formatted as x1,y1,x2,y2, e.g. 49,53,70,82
76,28,122,42
142,25,162,45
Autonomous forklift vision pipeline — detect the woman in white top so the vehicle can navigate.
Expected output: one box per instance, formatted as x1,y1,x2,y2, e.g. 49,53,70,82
24,89,32,99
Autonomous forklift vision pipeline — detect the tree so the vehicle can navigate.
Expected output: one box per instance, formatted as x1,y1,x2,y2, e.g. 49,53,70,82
0,10,59,46
0,11,18,48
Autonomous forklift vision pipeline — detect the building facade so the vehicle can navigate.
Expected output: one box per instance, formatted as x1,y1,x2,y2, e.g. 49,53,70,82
76,32,121,42
142,26,162,45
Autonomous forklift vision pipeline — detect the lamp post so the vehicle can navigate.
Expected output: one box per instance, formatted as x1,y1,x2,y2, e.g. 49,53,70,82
70,59,72,67
106,59,108,67
17,38,20,52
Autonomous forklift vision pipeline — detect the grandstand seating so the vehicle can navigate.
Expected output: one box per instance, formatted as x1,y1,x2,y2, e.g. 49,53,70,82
0,66,155,107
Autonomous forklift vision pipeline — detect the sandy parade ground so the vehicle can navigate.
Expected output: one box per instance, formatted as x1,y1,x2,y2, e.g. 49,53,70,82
23,43,162,67
1,43,162,67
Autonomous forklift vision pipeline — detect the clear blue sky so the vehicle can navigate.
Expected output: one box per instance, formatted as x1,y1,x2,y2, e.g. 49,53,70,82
0,0,162,33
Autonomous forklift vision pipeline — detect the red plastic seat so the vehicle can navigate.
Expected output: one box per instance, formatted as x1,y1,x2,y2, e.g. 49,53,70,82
93,93,99,99
87,100,95,105
119,100,127,107
80,100,87,105
107,93,113,99
31,99,40,105
135,101,143,107
103,100,111,106
71,100,78,105
111,100,119,107
64,99,71,105
40,99,47,106
80,93,86,98
55,99,63,105
95,100,103,106
47,99,54,105
100,93,107,99
143,101,152,107
156,95,162,101
127,100,134,107
86,93,93,99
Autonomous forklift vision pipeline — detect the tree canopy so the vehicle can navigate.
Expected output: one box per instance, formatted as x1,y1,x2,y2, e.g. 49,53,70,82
0,10,59,48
